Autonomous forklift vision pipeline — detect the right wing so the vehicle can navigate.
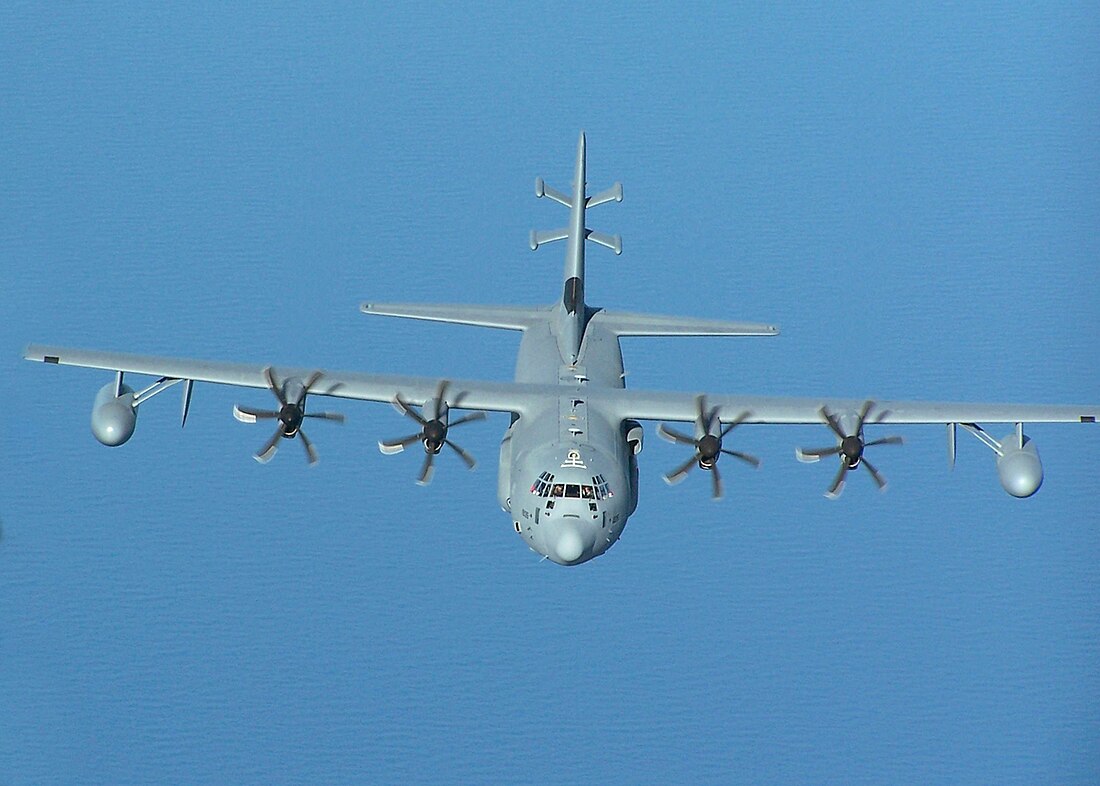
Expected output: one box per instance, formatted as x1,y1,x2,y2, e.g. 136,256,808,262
24,344,553,416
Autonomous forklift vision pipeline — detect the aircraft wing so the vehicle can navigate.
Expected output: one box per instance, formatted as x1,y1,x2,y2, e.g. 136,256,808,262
596,388,1100,426
23,344,551,415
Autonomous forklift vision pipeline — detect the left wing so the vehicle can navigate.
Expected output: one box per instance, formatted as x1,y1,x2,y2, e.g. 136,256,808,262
592,388,1097,498
594,387,1099,426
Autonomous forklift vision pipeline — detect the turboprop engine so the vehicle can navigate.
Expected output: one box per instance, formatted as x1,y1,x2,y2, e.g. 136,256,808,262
91,382,137,446
996,434,1043,498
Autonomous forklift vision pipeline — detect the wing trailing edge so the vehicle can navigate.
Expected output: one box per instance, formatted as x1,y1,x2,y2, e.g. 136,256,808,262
360,302,552,330
589,309,779,337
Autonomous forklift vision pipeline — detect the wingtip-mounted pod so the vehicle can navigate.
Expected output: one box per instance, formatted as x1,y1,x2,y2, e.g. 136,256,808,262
950,422,1044,498
89,371,194,447
91,379,137,446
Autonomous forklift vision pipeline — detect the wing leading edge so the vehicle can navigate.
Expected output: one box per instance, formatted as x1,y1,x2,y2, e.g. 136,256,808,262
592,387,1100,426
26,344,1099,425
23,344,549,416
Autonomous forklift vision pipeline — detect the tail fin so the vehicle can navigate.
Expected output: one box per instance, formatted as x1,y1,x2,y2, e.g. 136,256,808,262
531,132,623,362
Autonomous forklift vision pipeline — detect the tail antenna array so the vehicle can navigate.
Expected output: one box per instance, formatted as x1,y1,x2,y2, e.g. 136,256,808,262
529,177,624,255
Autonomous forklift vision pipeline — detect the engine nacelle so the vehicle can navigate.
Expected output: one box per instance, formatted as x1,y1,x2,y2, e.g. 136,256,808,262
91,382,137,446
996,434,1043,498
624,420,644,455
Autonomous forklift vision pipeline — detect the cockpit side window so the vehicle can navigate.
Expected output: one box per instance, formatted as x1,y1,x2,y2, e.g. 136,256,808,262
534,476,605,500
531,471,555,496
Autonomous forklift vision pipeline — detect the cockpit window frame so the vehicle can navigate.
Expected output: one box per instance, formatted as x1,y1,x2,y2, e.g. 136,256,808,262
531,471,606,501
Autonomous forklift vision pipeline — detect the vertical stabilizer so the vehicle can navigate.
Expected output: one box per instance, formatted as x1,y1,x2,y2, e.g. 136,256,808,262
531,132,623,363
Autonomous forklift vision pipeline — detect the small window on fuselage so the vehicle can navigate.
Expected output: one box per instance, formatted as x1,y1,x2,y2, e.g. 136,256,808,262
532,472,556,496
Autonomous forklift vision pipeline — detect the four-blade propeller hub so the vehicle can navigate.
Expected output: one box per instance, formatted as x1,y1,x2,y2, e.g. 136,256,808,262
423,419,448,452
233,367,345,465
840,435,864,466
657,397,759,500
278,402,304,435
378,380,487,485
796,401,903,497
697,434,722,467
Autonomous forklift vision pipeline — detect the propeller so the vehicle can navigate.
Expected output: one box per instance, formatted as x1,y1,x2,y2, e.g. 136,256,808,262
233,367,345,465
378,380,486,485
796,400,903,498
657,396,759,500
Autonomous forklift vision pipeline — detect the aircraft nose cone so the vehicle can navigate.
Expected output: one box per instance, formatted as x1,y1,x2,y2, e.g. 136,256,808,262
555,524,586,563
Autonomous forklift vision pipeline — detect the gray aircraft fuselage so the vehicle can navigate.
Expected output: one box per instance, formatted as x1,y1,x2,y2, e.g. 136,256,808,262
498,309,638,565
493,134,636,565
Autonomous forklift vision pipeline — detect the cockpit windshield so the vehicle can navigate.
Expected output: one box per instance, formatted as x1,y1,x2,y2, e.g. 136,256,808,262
531,471,612,500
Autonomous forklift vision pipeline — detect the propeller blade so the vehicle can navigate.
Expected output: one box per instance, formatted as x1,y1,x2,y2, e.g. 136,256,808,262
825,462,849,499
796,445,842,463
384,384,483,482
719,410,751,437
820,406,847,440
433,380,450,420
264,367,286,406
657,424,697,446
722,448,761,468
448,411,487,428
865,435,903,448
233,405,279,424
855,400,875,435
393,394,428,426
444,439,477,470
664,453,700,485
378,433,422,455
305,411,346,423
694,397,712,432
255,427,282,464
417,452,436,486
711,463,723,500
300,370,324,400
862,457,887,490
238,368,342,465
299,429,319,466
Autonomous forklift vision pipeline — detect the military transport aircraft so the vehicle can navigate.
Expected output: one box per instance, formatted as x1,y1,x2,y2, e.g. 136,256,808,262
25,134,1098,566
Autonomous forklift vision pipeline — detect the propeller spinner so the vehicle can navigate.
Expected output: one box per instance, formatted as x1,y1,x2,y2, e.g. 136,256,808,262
796,401,902,498
233,367,345,465
378,380,486,485
657,396,759,500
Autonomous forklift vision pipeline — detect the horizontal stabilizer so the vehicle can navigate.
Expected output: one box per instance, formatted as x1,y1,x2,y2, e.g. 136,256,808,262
590,309,779,337
361,302,550,331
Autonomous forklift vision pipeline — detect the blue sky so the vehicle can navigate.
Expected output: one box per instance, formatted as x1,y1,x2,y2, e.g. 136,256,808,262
2,4,1099,784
